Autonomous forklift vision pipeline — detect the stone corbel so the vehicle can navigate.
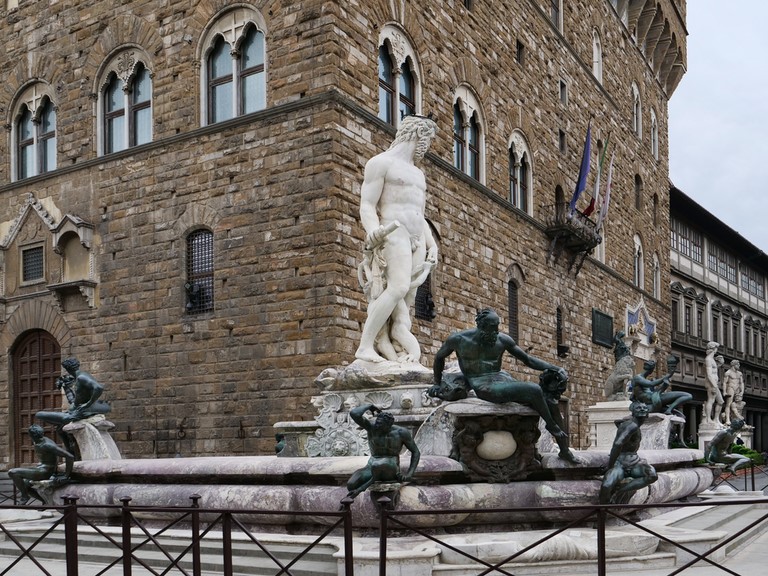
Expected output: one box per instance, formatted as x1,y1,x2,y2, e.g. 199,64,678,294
48,279,97,309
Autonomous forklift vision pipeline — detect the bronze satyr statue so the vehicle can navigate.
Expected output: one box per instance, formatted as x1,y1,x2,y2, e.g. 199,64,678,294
630,357,691,416
36,357,111,456
429,308,578,464
345,403,420,500
706,419,751,473
599,402,658,504
9,425,74,505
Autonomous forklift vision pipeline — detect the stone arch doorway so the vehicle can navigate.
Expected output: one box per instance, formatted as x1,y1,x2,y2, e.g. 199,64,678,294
11,330,62,465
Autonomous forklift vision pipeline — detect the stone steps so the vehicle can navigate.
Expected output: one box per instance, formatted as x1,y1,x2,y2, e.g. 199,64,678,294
640,498,768,565
0,523,341,576
431,552,678,576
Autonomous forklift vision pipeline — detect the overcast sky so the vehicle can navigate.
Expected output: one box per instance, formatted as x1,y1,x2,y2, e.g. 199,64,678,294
668,0,768,253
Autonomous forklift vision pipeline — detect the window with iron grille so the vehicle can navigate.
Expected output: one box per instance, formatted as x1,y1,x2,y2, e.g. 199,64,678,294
508,281,519,341
186,230,214,314
414,273,435,321
22,246,44,283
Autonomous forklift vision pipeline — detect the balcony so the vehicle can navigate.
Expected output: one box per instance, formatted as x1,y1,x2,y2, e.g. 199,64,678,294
543,203,602,273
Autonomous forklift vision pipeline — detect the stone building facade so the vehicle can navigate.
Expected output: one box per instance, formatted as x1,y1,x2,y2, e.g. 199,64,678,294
670,187,768,451
0,0,686,465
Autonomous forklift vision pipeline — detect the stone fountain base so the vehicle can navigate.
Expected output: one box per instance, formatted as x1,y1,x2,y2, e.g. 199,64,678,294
54,450,711,529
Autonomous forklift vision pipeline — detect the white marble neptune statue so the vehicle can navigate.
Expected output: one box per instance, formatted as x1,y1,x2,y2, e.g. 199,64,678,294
355,115,438,365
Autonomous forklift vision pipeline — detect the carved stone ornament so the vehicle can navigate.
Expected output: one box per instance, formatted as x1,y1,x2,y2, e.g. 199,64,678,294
305,392,373,457
305,419,369,458
116,51,137,87
1,193,57,248
454,415,542,483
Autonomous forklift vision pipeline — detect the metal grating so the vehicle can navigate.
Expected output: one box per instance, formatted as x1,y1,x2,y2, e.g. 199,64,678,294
22,246,44,282
186,230,214,314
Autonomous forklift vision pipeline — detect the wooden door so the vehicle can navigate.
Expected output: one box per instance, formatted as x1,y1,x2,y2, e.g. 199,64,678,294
12,330,61,465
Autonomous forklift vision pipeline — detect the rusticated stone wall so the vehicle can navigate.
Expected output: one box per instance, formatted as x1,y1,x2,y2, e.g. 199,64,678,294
0,0,685,464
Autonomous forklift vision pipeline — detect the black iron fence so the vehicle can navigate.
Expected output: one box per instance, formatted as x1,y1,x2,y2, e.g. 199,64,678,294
0,495,355,576
712,461,768,492
2,495,768,576
377,496,768,576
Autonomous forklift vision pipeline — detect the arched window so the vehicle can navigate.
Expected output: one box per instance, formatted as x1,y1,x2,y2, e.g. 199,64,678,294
100,58,153,155
631,83,642,137
592,29,603,83
186,229,214,314
652,253,661,298
468,112,481,180
550,0,562,32
208,36,234,123
377,26,421,127
650,108,659,159
200,7,267,126
453,103,466,172
633,235,644,289
378,45,395,125
239,26,266,115
453,86,485,183
634,174,643,210
104,73,126,153
17,106,34,179
13,90,57,180
508,131,533,214
399,58,416,119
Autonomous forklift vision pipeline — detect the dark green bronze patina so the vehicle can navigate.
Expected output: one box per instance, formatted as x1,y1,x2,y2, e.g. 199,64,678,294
599,401,658,504
8,424,74,505
345,403,420,500
630,356,691,416
429,308,578,463
706,419,751,473
36,357,111,457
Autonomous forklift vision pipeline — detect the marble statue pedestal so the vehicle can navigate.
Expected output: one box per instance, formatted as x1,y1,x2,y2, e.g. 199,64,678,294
698,422,753,451
739,426,754,449
586,401,684,450
274,362,438,457
413,398,542,482
697,422,723,453
62,415,122,460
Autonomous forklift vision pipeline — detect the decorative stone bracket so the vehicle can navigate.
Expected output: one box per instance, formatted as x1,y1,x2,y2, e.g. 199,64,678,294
47,279,98,309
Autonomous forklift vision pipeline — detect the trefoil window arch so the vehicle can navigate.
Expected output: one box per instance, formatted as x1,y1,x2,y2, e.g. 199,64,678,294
508,131,533,214
592,29,603,84
99,54,153,155
377,26,421,128
631,83,642,138
12,85,57,181
652,253,661,299
453,86,485,183
633,234,644,289
200,7,268,126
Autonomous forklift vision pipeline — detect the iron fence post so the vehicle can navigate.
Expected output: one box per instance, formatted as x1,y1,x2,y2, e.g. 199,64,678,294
120,496,132,576
340,496,355,576
190,494,202,576
378,496,391,576
596,506,606,576
751,461,756,491
223,512,233,576
63,495,79,576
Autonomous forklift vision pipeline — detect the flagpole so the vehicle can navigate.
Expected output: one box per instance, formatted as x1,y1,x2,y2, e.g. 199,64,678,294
568,115,594,216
